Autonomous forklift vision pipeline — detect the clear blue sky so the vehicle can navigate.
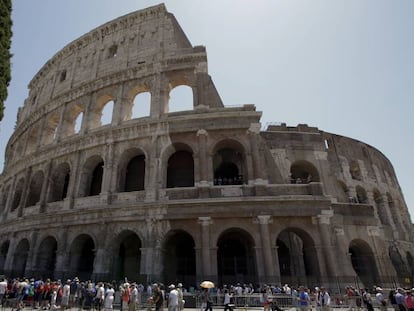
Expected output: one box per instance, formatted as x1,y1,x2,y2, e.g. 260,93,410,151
2,0,413,218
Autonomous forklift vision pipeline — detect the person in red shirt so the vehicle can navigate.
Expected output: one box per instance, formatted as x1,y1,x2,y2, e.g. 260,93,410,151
405,289,414,311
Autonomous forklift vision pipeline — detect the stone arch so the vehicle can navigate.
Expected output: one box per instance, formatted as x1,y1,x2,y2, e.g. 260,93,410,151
42,111,60,145
36,236,57,279
47,162,71,202
349,160,362,181
216,228,258,286
123,84,152,121
117,148,146,192
389,245,409,280
355,185,368,204
212,139,248,185
290,160,320,184
25,123,40,155
68,234,96,280
337,180,349,203
0,240,10,273
166,143,194,188
276,227,320,285
348,239,379,287
162,230,196,287
78,155,104,197
26,170,45,207
109,230,142,282
373,189,389,225
11,177,25,212
61,102,85,137
12,238,30,277
168,85,194,113
90,94,115,129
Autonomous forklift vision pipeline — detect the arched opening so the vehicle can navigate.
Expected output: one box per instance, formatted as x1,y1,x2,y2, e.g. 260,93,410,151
356,186,368,204
163,230,196,287
0,241,10,274
349,161,362,181
407,252,414,279
12,239,30,277
167,150,194,188
217,229,257,286
43,112,60,145
168,85,193,113
277,228,320,286
389,245,409,281
36,236,57,279
26,170,45,207
213,142,246,185
25,124,40,155
132,92,151,118
387,193,400,228
290,160,320,184
90,162,104,196
78,156,104,197
101,100,114,126
74,112,83,134
112,231,142,282
0,185,10,211
348,239,379,287
69,234,95,280
124,155,145,192
48,163,71,202
11,178,25,212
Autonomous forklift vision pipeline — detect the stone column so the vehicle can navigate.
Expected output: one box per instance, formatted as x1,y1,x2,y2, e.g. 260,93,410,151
3,237,17,276
93,248,111,280
256,215,275,278
198,217,213,277
112,83,125,125
101,140,115,204
316,210,337,277
64,151,81,209
18,166,33,216
54,104,68,143
39,160,53,212
248,123,266,184
54,250,70,280
197,129,209,186
25,231,39,276
2,176,16,220
333,226,356,278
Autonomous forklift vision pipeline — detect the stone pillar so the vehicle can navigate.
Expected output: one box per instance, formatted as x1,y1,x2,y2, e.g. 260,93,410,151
2,176,16,220
198,217,213,277
54,104,68,143
3,237,17,276
18,166,33,216
39,160,53,212
197,129,209,186
112,83,125,125
248,123,266,184
25,231,39,276
54,250,70,280
151,73,169,118
316,210,337,277
256,215,275,278
101,140,115,204
93,248,111,280
64,151,81,209
333,226,356,278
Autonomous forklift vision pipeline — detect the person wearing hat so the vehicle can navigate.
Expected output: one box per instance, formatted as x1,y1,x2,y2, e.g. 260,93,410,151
395,288,406,311
168,285,179,311
176,283,184,311
318,287,330,311
376,287,387,311
60,279,71,311
151,283,164,311
129,283,138,311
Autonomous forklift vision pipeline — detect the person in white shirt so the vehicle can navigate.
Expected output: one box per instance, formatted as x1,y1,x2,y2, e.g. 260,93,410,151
61,279,71,311
0,278,7,306
129,283,138,311
104,284,115,311
168,284,179,311
318,287,331,311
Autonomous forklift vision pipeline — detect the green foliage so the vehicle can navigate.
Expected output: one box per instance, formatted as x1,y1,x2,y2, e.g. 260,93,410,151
0,0,12,121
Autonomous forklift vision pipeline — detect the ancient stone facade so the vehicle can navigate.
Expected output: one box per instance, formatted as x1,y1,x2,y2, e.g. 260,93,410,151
0,4,413,288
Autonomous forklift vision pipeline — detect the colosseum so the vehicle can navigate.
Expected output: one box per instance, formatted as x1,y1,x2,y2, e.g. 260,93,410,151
0,4,413,289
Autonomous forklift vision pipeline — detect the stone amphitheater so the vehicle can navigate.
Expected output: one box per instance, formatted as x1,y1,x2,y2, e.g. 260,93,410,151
0,4,412,288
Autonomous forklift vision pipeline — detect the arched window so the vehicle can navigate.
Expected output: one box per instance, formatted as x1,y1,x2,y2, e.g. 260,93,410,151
213,141,247,185
124,155,145,191
26,171,44,207
101,100,114,125
290,160,320,184
48,163,71,202
350,160,362,181
11,178,25,212
168,85,193,113
90,162,104,196
132,92,151,119
167,151,194,188
356,186,368,204
74,112,83,134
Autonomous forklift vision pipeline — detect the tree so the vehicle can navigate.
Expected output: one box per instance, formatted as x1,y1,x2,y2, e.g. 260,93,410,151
0,0,12,121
